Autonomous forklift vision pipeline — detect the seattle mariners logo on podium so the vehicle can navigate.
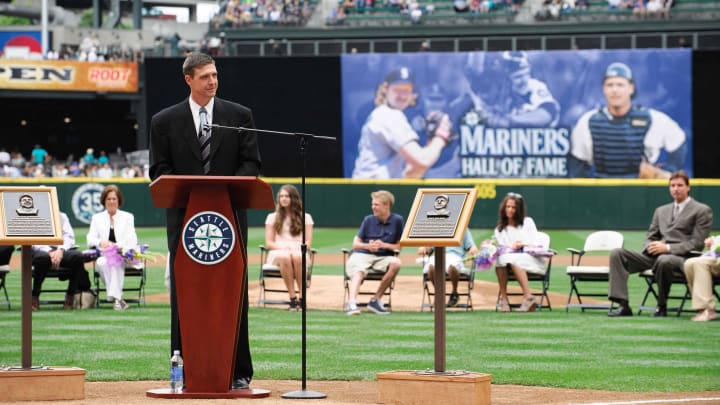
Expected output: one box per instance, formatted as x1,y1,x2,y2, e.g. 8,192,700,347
182,211,236,265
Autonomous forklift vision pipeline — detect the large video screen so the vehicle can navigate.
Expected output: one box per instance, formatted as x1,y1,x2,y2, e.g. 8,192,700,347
341,49,692,179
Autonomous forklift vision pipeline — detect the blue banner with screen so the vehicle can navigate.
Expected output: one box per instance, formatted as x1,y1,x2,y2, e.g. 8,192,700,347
341,49,692,179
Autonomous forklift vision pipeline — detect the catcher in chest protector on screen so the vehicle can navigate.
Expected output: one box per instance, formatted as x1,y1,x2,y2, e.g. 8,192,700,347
568,62,687,179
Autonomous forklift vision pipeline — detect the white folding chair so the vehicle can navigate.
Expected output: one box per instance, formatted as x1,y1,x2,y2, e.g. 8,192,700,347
565,231,624,312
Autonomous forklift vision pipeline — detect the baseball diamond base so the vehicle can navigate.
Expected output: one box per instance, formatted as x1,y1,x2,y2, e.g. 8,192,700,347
0,366,86,401
377,370,491,405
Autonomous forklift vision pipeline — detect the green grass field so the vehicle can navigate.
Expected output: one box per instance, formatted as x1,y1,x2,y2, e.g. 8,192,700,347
0,227,718,392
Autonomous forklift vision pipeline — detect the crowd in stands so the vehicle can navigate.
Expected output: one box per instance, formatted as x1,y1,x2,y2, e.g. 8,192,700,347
612,0,674,19
535,0,673,20
46,43,143,64
0,32,144,62
327,0,519,25
0,145,148,179
212,0,315,27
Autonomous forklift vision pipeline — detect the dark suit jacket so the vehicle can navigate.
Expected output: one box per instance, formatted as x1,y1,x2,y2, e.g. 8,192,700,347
149,96,261,382
150,97,261,250
644,198,713,257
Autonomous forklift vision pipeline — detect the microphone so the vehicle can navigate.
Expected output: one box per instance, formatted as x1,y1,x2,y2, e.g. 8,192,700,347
205,123,258,133
207,123,336,141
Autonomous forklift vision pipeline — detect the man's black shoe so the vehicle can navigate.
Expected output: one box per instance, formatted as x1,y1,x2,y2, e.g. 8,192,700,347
447,292,459,307
652,306,668,317
232,377,250,390
608,306,633,317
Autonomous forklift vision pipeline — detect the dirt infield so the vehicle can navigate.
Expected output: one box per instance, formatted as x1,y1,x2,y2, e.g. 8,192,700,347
14,380,720,404
149,253,612,311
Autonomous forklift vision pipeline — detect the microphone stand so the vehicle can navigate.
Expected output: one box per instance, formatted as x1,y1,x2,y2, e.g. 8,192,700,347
211,123,333,399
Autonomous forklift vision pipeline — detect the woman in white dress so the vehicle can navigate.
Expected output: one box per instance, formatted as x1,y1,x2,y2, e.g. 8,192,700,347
87,185,138,311
264,184,314,311
494,192,546,313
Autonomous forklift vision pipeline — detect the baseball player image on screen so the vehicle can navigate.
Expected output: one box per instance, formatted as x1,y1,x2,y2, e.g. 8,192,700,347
568,62,687,178
477,51,560,129
352,66,453,179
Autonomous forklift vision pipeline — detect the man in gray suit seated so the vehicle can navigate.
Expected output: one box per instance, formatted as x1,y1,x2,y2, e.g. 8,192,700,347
608,170,713,317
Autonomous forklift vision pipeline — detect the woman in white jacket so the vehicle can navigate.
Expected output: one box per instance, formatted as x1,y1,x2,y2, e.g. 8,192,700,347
494,192,546,313
87,185,138,310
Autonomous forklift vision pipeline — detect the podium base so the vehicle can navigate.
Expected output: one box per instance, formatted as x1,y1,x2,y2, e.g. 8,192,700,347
377,370,491,405
146,387,271,399
0,366,85,402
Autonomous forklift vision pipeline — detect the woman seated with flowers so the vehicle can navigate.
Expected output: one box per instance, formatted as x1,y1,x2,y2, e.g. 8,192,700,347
494,192,547,313
87,185,138,311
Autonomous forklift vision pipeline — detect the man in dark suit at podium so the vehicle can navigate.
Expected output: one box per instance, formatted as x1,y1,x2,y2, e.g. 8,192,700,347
149,52,261,390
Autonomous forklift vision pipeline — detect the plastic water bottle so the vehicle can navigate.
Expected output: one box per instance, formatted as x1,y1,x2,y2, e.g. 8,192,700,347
170,350,184,393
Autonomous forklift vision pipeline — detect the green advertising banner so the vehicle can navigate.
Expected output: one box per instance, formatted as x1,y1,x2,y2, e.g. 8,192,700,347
0,178,718,230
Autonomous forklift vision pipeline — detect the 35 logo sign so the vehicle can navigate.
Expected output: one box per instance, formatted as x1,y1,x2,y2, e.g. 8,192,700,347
71,183,105,224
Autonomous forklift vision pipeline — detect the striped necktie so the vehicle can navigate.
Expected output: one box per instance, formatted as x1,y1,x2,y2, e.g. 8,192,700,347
198,107,211,174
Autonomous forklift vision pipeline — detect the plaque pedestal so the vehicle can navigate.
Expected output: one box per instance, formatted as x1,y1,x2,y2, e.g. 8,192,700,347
377,370,491,405
0,366,85,401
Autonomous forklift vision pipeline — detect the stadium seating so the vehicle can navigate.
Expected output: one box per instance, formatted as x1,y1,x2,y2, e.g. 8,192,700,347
342,0,517,26
559,0,720,21
214,0,320,28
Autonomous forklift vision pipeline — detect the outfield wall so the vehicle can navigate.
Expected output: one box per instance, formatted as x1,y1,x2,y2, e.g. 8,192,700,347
1,178,718,230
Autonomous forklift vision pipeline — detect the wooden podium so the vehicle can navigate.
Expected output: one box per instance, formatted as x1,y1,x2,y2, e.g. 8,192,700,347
146,176,273,399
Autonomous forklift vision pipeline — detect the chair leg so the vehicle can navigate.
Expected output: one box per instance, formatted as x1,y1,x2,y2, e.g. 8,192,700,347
0,276,9,310
386,280,394,309
139,273,146,306
464,279,473,311
258,280,265,307
566,278,580,312
638,277,658,315
539,279,551,311
343,277,350,310
675,285,691,317
421,276,431,312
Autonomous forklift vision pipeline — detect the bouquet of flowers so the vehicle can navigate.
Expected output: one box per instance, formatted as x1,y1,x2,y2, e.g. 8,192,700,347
523,245,555,258
99,244,159,268
474,238,500,270
702,236,720,265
